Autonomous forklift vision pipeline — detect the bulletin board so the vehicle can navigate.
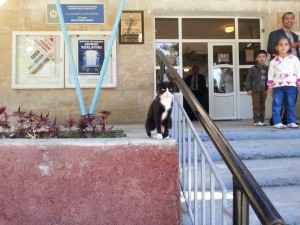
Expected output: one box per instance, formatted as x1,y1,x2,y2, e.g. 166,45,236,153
12,31,64,89
65,31,117,88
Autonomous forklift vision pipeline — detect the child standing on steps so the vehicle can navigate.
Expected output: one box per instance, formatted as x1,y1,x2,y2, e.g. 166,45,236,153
267,36,300,129
246,50,269,126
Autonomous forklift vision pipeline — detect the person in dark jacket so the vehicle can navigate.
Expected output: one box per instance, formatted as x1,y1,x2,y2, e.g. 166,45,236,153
184,65,208,120
246,50,269,126
267,12,300,60
267,12,300,125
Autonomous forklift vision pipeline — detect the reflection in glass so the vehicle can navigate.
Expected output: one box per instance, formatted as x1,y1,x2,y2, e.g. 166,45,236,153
239,42,261,65
155,42,179,66
239,68,249,91
213,67,234,93
155,18,179,39
238,19,260,39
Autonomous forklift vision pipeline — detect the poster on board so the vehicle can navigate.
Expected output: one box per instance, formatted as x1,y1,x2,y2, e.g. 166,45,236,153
78,40,104,75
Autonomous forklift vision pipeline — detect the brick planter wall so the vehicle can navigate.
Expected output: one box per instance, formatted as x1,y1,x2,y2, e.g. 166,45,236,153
0,138,182,225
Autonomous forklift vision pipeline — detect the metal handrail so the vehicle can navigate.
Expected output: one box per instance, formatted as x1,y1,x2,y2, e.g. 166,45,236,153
172,93,230,225
157,50,285,225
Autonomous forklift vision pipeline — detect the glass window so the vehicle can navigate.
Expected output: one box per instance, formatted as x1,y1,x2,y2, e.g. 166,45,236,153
155,42,179,66
155,18,178,39
239,68,249,91
238,19,260,39
239,42,261,65
182,18,235,39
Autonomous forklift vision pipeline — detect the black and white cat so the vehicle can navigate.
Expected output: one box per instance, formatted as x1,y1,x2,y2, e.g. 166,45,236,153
145,81,174,139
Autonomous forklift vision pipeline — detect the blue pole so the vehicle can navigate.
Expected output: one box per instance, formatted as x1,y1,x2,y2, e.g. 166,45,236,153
89,0,126,114
55,0,87,115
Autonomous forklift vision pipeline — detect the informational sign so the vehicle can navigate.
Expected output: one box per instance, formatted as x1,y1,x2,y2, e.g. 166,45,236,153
78,40,104,75
47,4,104,24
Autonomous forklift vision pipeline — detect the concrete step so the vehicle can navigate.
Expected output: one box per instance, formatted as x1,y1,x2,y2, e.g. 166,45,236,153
179,121,300,224
213,157,300,188
182,157,300,189
182,185,300,225
225,185,300,225
202,138,300,161
198,127,300,141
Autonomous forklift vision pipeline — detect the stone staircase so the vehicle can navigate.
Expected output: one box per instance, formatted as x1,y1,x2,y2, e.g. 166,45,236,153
182,121,300,225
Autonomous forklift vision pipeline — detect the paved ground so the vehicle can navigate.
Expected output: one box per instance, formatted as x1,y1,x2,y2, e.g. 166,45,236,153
115,119,299,139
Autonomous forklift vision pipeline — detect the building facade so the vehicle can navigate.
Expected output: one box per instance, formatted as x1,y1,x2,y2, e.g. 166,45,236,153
0,0,299,124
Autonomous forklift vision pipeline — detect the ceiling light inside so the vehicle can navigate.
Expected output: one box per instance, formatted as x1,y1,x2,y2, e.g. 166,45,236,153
225,26,234,33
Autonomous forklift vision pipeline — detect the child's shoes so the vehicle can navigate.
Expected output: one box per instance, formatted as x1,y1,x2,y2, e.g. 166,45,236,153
254,121,266,126
287,123,299,128
273,123,286,129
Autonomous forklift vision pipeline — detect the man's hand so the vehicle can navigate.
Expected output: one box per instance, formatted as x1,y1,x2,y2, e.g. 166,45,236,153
247,91,252,96
266,88,272,95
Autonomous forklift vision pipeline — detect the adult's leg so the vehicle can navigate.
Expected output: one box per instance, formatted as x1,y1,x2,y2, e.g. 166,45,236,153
184,97,195,120
200,94,209,114
272,87,284,125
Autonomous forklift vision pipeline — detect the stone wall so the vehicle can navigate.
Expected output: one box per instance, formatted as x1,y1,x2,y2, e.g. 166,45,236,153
0,138,182,225
0,0,299,124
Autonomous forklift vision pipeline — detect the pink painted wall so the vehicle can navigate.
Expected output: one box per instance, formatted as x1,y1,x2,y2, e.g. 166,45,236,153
0,139,182,225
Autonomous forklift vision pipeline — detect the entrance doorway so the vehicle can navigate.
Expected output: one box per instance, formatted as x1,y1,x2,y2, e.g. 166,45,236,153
155,16,263,120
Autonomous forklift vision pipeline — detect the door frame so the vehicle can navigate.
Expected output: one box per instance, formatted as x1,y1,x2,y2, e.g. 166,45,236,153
208,42,237,120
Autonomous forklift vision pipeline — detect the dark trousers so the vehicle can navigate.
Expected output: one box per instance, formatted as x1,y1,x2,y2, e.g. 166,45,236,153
184,90,209,120
251,87,267,123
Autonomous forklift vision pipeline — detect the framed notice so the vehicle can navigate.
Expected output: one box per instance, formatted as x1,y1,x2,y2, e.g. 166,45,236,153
218,53,229,63
65,31,117,88
119,11,144,44
12,31,64,89
245,49,254,62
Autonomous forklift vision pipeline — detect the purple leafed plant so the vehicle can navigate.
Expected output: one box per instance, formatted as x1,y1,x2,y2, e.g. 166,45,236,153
0,106,11,136
0,106,124,139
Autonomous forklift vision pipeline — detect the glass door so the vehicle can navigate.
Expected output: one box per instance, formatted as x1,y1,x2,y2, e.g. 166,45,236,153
208,43,237,119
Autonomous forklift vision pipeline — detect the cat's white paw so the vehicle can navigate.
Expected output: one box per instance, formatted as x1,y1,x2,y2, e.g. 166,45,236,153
151,133,157,138
156,133,163,140
164,135,170,139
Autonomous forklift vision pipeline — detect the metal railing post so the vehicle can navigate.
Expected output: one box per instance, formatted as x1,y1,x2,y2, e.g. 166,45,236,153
233,178,249,225
160,59,166,82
